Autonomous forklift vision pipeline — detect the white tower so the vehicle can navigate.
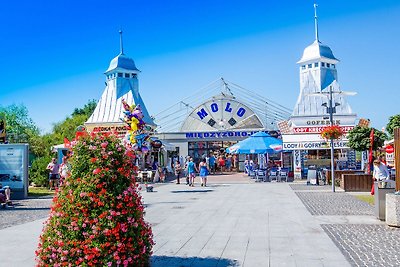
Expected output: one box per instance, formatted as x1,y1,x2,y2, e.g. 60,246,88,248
86,31,155,129
292,4,354,118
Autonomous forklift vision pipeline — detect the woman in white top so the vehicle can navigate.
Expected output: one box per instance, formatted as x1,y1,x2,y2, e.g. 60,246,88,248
373,159,390,181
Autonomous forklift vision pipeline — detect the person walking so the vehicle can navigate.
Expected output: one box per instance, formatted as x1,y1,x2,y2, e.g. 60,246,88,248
184,156,190,185
208,153,216,175
199,158,209,186
218,156,225,174
46,158,60,190
187,158,198,187
174,160,182,184
59,156,71,186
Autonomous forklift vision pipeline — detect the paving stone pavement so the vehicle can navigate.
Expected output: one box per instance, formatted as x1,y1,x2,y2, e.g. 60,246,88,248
321,224,400,267
2,174,400,267
0,197,52,229
295,191,374,216
289,184,342,191
291,183,400,267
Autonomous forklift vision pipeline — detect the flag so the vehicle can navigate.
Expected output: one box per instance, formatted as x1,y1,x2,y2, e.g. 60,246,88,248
368,129,374,175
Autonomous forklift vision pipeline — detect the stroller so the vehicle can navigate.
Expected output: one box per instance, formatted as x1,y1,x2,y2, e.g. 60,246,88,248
0,184,13,209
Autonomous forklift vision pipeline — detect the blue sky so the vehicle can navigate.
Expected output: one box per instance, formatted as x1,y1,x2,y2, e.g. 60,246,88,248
1,0,399,133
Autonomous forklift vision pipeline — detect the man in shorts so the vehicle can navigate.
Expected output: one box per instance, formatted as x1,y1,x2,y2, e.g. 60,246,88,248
187,158,198,187
46,158,60,190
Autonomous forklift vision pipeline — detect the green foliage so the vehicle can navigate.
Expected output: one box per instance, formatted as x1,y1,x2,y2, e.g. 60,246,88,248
0,104,39,143
29,155,53,187
36,133,153,266
52,114,89,144
72,99,97,117
347,126,387,151
51,99,97,144
386,114,400,137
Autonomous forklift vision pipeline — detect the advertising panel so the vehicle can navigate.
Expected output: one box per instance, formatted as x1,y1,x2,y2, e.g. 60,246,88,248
0,144,29,195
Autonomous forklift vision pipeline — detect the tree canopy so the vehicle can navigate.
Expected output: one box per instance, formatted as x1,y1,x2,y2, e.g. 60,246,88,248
347,126,387,151
0,104,39,143
386,114,400,137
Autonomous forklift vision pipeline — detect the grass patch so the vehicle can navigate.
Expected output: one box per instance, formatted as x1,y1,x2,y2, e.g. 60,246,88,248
355,195,374,205
28,187,55,197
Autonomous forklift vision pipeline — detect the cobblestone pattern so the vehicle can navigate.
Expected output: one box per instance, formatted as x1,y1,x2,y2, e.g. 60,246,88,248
321,224,400,267
0,197,52,230
290,184,333,191
295,191,374,216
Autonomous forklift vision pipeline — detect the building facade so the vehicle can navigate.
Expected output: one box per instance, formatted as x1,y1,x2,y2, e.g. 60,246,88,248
85,31,155,135
279,5,357,178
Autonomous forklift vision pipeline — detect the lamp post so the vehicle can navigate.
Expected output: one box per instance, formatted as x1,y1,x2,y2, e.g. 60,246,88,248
327,86,338,192
308,85,356,192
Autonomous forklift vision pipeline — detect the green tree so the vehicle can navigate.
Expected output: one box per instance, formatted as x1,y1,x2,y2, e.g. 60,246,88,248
0,104,39,143
29,99,97,187
51,99,97,143
386,114,400,137
347,126,387,151
72,99,97,117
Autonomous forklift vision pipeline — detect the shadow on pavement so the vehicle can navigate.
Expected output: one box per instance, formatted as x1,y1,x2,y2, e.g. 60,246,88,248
170,190,214,193
151,255,239,267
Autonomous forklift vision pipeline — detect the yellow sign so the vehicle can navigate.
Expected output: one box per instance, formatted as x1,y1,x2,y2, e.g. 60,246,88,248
84,123,127,138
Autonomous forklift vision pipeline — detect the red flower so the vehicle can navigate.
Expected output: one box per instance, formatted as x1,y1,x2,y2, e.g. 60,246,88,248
320,125,344,140
90,158,97,163
93,168,101,175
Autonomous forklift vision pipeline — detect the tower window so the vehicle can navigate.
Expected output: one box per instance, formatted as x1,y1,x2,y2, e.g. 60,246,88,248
308,64,312,68
301,65,306,70
314,62,319,67
125,73,130,78
327,63,331,68
332,64,335,68
118,73,123,77
321,62,325,67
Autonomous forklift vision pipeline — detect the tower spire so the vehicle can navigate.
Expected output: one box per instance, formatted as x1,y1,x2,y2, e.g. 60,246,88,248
119,29,124,55
314,3,319,42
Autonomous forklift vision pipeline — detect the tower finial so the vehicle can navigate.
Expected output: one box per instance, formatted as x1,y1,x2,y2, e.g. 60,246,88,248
314,3,319,42
119,29,124,55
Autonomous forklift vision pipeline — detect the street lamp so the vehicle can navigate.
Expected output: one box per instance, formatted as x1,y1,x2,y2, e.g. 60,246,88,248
309,85,356,192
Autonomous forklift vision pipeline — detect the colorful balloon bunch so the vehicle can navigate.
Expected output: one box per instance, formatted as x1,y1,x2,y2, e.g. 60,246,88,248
121,99,150,153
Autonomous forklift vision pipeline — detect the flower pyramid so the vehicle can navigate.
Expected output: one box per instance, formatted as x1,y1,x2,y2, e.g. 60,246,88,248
35,132,154,266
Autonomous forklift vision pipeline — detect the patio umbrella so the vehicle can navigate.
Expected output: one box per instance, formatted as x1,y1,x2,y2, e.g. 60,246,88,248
226,131,283,154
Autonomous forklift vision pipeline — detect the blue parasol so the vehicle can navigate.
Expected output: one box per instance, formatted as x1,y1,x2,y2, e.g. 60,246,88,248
226,131,282,154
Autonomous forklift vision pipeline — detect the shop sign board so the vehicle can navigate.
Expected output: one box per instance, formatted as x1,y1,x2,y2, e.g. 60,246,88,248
185,130,281,140
85,123,127,138
293,126,354,134
283,140,349,150
386,152,394,166
293,150,302,179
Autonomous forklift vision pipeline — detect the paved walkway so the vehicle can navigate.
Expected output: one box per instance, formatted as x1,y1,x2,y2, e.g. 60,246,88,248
0,173,398,266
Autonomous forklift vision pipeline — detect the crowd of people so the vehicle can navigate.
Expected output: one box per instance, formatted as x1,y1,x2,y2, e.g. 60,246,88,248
171,153,239,187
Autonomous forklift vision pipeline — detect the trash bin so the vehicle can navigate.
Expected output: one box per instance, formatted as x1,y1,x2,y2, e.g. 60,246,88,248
374,182,395,221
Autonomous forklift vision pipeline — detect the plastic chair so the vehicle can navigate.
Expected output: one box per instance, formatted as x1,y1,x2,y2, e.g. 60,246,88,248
279,169,288,182
269,168,278,182
255,169,267,182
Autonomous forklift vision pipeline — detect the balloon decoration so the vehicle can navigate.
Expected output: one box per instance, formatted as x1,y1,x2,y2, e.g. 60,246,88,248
121,99,152,153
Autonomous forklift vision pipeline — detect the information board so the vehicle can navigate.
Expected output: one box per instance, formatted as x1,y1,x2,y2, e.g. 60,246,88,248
0,144,29,196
